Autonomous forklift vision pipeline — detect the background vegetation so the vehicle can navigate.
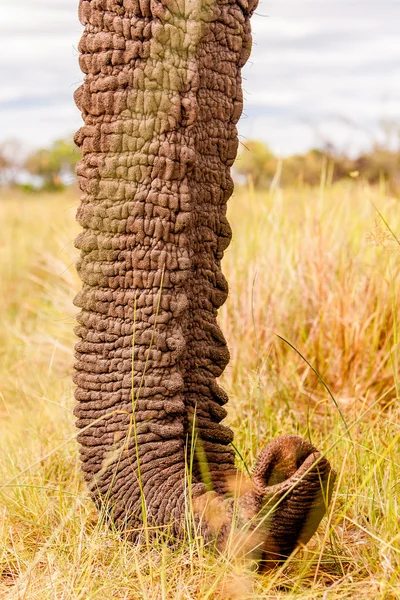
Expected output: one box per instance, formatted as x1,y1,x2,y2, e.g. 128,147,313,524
0,168,399,597
0,134,399,194
0,137,79,191
235,140,400,195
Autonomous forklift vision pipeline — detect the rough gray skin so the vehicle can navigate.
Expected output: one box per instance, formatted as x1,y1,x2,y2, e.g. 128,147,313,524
74,0,335,566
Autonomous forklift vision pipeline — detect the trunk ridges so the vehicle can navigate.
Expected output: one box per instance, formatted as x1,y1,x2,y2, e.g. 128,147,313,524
74,0,335,560
74,0,253,529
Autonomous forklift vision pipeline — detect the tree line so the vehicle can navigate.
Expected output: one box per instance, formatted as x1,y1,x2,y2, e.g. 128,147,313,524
235,140,400,194
0,136,399,194
0,137,80,191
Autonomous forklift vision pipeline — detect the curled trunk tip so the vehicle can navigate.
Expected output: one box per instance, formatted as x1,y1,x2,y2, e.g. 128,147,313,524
195,435,335,568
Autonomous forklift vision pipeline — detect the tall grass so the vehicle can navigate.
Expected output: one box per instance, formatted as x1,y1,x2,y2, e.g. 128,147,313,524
0,182,399,599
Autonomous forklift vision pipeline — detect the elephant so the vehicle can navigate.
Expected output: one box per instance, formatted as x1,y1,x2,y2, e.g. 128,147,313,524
73,0,335,567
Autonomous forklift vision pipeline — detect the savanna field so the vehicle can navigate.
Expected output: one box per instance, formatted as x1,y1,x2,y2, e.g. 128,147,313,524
0,180,399,599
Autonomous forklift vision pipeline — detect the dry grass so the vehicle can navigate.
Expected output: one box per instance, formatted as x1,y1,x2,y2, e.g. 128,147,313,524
0,181,399,599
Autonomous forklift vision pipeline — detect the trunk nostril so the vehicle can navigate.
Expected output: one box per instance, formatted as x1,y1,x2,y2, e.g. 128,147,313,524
247,435,336,569
253,434,319,493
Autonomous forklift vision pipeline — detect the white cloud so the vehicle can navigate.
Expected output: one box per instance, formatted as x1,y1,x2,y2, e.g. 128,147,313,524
241,0,400,152
0,0,82,150
0,0,399,154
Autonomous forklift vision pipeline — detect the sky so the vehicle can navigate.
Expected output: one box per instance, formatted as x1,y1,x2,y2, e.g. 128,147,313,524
0,0,399,155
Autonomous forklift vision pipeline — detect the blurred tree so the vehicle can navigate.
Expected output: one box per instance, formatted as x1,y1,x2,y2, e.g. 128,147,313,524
355,145,400,193
24,137,80,190
0,148,10,181
235,140,277,188
0,139,24,186
281,148,328,187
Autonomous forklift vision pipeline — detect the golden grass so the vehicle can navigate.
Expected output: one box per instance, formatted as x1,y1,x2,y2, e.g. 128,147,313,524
0,182,399,599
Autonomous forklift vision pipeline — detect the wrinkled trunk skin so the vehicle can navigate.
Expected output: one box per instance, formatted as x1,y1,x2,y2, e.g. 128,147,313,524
74,0,335,564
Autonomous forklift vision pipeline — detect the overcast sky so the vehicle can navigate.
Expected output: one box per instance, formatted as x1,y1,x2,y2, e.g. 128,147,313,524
0,0,399,155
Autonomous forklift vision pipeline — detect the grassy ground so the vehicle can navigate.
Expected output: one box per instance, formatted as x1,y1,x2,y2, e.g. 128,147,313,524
0,182,399,599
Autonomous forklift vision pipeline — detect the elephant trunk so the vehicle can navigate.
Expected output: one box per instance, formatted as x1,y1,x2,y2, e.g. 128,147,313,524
195,435,335,567
74,0,335,563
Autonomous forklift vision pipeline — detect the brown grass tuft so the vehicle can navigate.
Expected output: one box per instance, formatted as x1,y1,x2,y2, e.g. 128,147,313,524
0,182,399,598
